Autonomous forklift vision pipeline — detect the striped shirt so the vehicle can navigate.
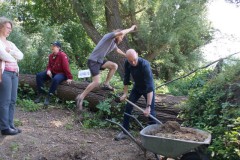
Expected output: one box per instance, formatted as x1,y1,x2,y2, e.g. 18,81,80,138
4,61,18,72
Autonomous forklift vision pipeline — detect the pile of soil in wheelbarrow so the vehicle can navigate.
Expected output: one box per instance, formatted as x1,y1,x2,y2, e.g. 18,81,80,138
147,121,208,142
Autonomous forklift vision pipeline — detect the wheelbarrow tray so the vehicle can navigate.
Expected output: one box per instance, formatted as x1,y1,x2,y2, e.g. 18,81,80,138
140,124,211,158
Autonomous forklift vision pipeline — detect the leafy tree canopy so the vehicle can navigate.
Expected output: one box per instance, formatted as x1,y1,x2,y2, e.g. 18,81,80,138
5,0,212,80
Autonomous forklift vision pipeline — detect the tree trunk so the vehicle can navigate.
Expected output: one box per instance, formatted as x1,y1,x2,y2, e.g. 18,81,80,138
19,74,110,108
19,74,187,123
71,0,102,44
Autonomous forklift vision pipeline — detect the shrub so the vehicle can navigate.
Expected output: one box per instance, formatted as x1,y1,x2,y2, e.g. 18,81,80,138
82,97,123,129
167,69,211,96
17,98,41,112
180,62,240,160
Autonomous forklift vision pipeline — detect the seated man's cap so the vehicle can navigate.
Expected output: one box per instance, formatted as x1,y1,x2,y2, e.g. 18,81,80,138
51,41,61,48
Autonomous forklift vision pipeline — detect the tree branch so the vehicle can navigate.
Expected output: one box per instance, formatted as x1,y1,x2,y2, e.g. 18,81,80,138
156,51,240,89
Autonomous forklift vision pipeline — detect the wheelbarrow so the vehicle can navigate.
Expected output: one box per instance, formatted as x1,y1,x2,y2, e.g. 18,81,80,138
107,98,211,160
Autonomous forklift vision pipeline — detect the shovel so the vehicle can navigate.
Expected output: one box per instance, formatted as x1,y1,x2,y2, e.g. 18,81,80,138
115,95,162,124
124,98,162,124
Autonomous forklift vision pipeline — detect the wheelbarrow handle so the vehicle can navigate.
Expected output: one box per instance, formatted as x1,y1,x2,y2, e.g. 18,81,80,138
124,99,162,124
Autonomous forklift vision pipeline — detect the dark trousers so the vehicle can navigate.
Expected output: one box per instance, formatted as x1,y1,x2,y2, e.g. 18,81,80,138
122,88,156,131
36,71,67,95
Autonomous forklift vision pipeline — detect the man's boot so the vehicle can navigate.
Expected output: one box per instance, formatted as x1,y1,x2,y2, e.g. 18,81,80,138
44,96,50,106
34,94,43,103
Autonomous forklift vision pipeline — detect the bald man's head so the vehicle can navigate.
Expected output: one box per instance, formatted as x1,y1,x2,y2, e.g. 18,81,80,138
126,49,138,66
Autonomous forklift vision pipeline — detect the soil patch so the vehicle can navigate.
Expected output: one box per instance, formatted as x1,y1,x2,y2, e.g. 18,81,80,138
0,107,169,160
147,121,208,142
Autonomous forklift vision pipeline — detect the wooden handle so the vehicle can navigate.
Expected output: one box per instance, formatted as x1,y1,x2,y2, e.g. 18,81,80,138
125,99,162,124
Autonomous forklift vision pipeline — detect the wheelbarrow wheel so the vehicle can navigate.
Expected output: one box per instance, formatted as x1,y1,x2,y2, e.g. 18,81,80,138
180,152,201,160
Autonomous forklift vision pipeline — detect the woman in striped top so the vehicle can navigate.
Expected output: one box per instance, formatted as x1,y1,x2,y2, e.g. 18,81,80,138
0,17,24,136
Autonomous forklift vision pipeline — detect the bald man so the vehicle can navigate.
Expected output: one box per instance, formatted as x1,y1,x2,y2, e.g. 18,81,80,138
115,49,156,141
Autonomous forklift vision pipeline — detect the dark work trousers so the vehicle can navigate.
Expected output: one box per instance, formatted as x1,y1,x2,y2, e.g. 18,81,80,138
36,71,67,96
122,88,156,131
0,71,18,130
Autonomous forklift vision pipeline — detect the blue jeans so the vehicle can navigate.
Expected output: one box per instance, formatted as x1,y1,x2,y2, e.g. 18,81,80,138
122,88,156,131
0,71,18,130
36,71,67,95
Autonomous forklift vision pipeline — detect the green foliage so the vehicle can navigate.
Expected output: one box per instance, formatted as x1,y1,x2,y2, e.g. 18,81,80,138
1,2,76,75
82,98,123,129
167,69,211,96
0,3,72,75
19,22,72,74
138,0,211,80
8,24,29,55
209,118,240,159
0,2,18,20
95,98,116,118
61,21,94,68
14,119,23,127
100,70,124,90
80,71,126,129
64,100,76,110
82,99,111,128
180,62,240,160
17,0,97,70
17,98,42,112
65,123,74,130
17,83,42,111
18,83,35,99
9,0,213,81
155,78,169,94
82,112,109,129
10,142,19,152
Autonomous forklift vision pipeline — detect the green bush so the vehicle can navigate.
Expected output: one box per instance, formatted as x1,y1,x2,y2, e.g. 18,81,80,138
82,97,123,129
17,99,41,112
18,83,35,99
167,69,211,96
180,62,240,160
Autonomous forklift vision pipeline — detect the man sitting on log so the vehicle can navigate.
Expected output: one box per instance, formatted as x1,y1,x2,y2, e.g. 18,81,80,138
34,41,73,106
115,49,156,141
75,25,137,112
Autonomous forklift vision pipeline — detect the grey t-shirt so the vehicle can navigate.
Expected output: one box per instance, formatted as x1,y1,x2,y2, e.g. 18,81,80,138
88,32,117,63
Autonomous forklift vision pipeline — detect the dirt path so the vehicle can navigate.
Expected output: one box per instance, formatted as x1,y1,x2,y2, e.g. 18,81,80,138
0,107,159,160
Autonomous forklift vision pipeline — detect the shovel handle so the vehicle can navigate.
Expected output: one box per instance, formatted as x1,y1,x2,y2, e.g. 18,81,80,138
125,99,162,124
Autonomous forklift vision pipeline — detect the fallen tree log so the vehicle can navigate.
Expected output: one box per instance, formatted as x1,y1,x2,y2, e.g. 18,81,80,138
19,74,111,108
19,74,187,123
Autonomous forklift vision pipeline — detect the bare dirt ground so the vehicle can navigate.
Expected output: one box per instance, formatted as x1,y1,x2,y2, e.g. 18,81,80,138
0,107,160,160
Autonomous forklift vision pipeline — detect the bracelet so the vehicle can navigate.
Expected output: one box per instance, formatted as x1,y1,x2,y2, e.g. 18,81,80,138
147,104,151,107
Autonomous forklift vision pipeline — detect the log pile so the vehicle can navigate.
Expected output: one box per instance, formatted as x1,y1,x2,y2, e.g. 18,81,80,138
19,74,187,123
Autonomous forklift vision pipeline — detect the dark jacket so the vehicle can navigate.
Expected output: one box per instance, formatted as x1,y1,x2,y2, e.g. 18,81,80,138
124,57,155,94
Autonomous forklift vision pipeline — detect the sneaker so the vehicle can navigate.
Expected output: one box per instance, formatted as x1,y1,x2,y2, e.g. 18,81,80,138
114,131,127,141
